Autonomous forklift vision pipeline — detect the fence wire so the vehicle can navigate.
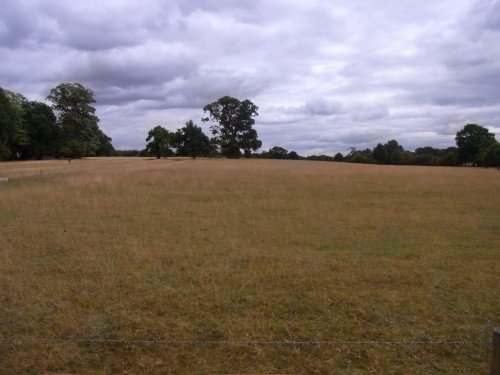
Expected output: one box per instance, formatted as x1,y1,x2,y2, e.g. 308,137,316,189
0,337,490,346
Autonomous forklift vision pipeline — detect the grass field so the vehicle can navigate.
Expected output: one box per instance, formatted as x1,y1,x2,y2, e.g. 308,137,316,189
0,157,499,374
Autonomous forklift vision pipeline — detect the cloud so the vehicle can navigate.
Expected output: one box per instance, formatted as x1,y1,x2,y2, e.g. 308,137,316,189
0,0,498,154
303,99,345,116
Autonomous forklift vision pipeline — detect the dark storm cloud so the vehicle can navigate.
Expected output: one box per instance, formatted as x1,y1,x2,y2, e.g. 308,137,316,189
0,0,498,153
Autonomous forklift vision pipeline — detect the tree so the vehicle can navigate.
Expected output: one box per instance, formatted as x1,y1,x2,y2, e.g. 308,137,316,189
10,125,30,160
202,96,261,158
385,140,405,164
95,129,115,156
288,151,300,160
47,83,105,158
389,149,406,165
439,147,458,166
344,148,375,164
373,143,389,164
21,101,59,159
307,154,335,161
268,146,288,159
146,125,173,159
413,146,458,166
455,124,496,166
333,152,344,162
482,142,500,169
172,120,212,159
0,88,23,159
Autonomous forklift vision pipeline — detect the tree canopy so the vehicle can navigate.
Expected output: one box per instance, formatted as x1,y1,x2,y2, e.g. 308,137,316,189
146,125,173,159
21,101,59,159
482,142,500,169
0,88,22,159
172,120,212,159
268,146,289,159
202,96,261,158
455,124,496,165
47,83,105,158
0,83,114,160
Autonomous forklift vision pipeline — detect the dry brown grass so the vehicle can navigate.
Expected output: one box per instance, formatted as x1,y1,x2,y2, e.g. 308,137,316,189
0,157,499,374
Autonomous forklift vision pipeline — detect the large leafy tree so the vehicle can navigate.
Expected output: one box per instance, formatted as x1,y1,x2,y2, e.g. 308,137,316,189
0,88,23,159
202,96,261,158
21,101,59,159
47,83,103,158
455,124,496,165
146,125,173,159
5,90,31,160
172,120,212,159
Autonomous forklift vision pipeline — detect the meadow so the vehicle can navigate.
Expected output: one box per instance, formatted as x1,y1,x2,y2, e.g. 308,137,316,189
0,157,498,374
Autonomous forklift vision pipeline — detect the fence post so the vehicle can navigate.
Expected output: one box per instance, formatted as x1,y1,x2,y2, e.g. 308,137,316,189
492,328,500,375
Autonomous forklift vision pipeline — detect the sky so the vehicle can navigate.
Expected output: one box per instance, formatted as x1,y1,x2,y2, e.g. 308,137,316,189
1,0,499,155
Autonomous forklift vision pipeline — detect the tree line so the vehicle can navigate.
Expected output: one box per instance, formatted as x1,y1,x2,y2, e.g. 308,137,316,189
1,82,499,168
0,83,114,160
255,125,500,168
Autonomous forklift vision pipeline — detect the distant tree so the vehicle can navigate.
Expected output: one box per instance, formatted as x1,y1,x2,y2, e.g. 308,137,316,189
307,154,335,162
202,96,261,158
389,149,406,165
482,142,500,169
415,146,439,155
385,140,405,164
414,146,437,166
333,152,344,162
455,124,496,166
288,150,300,160
413,153,433,166
413,146,458,166
253,150,269,159
386,140,402,154
268,146,288,159
0,88,22,159
146,125,173,159
21,101,59,159
47,83,105,158
172,120,212,159
115,149,141,157
139,149,151,157
345,148,375,164
435,147,458,166
373,143,389,164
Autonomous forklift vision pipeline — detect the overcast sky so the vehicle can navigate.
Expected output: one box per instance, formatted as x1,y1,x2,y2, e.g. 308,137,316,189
1,0,499,155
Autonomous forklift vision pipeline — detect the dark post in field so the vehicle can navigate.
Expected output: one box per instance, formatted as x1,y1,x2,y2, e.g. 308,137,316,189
492,328,500,375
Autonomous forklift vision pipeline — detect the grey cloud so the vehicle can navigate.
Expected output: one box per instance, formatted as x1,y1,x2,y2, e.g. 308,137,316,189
303,99,345,116
337,128,392,145
65,45,198,90
351,104,389,122
1,0,498,155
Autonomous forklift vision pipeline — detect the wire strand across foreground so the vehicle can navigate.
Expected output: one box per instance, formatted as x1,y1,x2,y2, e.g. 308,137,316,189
0,337,490,346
